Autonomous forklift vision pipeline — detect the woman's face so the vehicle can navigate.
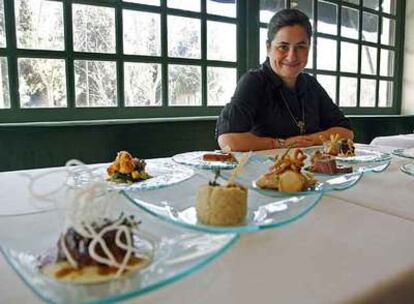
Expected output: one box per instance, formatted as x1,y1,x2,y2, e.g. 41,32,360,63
267,24,310,86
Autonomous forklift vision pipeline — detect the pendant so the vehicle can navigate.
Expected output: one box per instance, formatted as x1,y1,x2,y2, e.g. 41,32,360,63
297,121,306,134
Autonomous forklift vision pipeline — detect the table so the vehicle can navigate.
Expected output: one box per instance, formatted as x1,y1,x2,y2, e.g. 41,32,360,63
370,133,414,148
2,144,414,304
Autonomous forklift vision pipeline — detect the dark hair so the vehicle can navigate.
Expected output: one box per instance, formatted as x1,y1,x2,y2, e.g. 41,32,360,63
267,9,312,44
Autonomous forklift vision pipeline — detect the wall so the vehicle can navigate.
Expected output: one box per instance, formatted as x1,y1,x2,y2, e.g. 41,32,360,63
402,0,414,114
1,115,414,171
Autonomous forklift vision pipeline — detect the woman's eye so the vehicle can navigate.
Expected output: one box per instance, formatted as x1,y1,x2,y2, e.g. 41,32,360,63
277,45,289,51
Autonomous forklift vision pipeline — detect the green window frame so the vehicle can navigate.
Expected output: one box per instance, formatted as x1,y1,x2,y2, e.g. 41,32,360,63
0,0,407,123
0,0,245,123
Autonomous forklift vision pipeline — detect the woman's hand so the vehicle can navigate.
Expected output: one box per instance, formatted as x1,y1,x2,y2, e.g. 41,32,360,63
284,135,315,148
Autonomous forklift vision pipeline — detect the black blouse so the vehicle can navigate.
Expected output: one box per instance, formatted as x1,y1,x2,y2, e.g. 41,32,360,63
216,60,352,139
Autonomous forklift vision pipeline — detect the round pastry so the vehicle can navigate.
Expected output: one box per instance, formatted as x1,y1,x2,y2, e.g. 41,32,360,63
196,184,247,226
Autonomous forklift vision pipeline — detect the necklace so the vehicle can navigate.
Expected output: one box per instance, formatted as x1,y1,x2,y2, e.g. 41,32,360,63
279,90,306,135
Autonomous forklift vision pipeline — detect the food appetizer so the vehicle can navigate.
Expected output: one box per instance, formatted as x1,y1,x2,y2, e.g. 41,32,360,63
323,134,355,157
41,215,151,284
202,152,238,163
196,153,250,226
107,151,151,184
256,149,317,192
308,150,352,175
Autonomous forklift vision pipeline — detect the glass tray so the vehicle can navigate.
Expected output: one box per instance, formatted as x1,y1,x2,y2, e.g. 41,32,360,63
172,151,238,170
122,171,324,234
393,148,414,160
67,158,194,191
401,162,414,177
219,155,363,198
0,195,238,304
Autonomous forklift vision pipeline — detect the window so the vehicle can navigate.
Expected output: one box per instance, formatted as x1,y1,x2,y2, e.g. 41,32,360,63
0,0,238,123
259,0,401,114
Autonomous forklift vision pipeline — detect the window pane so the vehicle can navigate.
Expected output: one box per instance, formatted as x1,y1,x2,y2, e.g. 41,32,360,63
341,6,359,40
340,77,357,107
361,45,377,75
168,16,200,59
73,4,115,54
18,58,66,108
207,0,236,18
340,42,358,73
207,67,237,106
124,0,160,5
123,10,160,56
305,41,313,69
74,60,117,107
0,57,9,108
291,0,313,25
362,12,378,43
360,78,376,107
382,0,396,15
124,62,161,107
380,49,394,77
260,0,285,24
0,0,6,47
381,17,395,46
317,74,336,103
167,0,200,12
260,27,267,63
317,37,336,71
207,21,236,62
343,0,359,4
363,0,379,10
379,80,393,107
15,0,64,50
168,65,201,106
317,1,337,35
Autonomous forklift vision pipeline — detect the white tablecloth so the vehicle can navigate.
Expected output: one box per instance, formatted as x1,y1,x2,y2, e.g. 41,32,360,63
2,145,414,304
370,133,414,148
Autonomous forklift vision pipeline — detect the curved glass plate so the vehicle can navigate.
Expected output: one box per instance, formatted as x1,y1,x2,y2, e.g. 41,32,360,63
172,151,238,170
68,158,194,191
0,196,238,304
401,162,414,177
218,155,363,198
303,147,392,174
121,172,324,234
393,148,414,160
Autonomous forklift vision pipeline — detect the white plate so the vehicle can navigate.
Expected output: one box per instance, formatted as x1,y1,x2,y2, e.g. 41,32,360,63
172,151,238,170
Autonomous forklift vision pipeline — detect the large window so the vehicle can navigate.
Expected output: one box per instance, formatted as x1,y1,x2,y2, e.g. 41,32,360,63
0,0,238,122
0,0,406,122
259,0,402,115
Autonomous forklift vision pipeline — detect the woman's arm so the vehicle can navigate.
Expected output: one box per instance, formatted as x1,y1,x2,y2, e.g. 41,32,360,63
284,127,354,147
218,132,284,152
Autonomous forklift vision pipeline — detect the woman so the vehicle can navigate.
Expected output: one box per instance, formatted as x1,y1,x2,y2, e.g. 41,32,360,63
216,9,353,151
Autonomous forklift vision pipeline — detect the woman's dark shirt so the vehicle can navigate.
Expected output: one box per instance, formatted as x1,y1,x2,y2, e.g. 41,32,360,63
216,60,352,139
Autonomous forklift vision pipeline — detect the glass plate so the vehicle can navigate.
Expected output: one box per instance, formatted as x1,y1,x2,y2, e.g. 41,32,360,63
0,196,238,304
393,148,414,160
218,155,362,197
172,151,238,170
68,158,194,191
401,162,414,177
122,171,324,234
303,147,392,173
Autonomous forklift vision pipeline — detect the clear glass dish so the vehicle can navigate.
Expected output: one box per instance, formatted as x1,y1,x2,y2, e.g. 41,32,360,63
67,158,194,191
172,151,238,170
0,196,238,304
218,155,363,198
303,147,392,174
400,162,414,177
121,170,324,234
393,148,414,160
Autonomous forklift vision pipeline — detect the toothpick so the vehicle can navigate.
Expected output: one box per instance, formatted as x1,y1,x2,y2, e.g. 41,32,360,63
226,151,252,186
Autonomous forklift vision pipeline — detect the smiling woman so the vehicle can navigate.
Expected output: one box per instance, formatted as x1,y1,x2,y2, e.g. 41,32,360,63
216,8,354,152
